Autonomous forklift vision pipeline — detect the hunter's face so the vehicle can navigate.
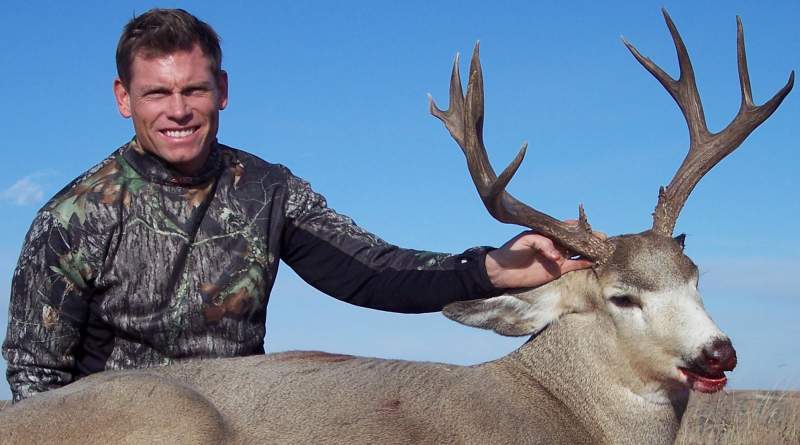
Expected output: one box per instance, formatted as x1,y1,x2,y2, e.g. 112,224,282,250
113,44,228,175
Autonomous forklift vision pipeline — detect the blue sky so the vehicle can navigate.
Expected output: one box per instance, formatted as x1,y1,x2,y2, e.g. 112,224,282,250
0,1,797,400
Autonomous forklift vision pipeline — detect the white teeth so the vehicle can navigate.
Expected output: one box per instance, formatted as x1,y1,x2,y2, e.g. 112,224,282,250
163,128,196,138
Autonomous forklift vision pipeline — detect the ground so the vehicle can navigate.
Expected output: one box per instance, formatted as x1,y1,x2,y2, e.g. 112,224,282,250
677,390,800,444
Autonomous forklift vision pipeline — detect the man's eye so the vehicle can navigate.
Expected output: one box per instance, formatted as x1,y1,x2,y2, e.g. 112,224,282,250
610,295,639,308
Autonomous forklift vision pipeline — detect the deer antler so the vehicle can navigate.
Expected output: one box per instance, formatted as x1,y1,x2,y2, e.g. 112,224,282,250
429,43,613,261
624,9,794,236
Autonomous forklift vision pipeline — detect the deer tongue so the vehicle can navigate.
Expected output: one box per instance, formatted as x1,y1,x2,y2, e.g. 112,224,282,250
679,367,727,393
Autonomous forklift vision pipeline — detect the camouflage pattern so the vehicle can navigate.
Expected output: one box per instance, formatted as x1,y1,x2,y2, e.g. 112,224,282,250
2,139,497,403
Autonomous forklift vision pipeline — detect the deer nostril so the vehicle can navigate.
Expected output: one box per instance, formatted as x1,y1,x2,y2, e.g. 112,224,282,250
703,338,737,372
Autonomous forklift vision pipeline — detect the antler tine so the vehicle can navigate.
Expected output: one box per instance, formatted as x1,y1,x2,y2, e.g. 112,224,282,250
623,9,710,154
736,16,755,108
430,43,613,261
430,52,466,148
625,9,794,236
735,16,795,117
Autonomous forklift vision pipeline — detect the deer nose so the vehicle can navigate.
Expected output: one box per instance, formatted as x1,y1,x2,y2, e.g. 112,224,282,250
702,338,737,372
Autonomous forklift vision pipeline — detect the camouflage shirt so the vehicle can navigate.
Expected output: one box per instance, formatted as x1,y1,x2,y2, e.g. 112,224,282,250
2,139,498,403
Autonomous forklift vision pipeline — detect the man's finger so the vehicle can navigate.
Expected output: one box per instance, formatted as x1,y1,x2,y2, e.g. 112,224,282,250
561,258,594,273
523,234,564,262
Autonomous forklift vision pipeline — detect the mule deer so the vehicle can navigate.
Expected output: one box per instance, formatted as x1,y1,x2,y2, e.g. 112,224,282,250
0,10,792,445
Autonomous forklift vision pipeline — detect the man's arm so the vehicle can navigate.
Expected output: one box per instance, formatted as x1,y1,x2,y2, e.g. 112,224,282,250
280,172,502,313
2,210,91,403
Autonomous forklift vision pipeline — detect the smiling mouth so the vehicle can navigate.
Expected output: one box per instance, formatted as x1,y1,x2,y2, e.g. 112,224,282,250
679,366,728,393
160,127,199,139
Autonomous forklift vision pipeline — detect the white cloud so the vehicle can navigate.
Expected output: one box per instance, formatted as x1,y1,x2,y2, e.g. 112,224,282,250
1,175,47,206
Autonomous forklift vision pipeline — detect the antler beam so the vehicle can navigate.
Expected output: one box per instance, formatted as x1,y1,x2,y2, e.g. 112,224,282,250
624,9,794,236
429,43,613,261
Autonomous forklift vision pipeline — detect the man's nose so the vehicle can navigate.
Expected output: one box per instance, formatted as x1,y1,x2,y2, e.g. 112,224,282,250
167,94,192,121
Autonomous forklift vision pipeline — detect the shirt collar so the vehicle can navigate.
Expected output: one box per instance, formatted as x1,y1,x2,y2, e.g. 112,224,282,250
121,138,223,186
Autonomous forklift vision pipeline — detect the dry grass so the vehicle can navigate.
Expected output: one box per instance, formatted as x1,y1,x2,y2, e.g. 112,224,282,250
676,390,800,445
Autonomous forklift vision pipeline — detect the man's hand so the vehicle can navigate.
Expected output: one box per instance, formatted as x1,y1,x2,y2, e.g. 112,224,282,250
485,222,607,289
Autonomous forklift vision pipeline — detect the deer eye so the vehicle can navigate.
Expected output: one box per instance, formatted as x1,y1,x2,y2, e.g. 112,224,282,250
610,295,640,309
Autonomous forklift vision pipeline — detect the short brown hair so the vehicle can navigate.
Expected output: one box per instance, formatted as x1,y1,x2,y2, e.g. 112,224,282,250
116,9,222,89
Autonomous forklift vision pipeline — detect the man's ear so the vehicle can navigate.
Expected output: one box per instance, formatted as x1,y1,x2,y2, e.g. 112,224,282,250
113,78,132,118
216,70,229,110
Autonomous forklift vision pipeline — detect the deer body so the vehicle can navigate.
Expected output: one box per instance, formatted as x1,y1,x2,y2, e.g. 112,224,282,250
128,305,686,445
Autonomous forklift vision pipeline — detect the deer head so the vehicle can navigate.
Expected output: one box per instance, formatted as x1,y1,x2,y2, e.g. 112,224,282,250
430,10,792,395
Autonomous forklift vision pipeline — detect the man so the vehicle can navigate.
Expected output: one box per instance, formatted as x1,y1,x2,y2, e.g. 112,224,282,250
2,9,595,403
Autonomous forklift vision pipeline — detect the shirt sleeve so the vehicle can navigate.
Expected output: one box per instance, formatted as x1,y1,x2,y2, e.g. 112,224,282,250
2,210,92,403
279,171,503,314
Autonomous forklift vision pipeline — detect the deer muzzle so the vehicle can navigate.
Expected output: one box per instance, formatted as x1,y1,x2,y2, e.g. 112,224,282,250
679,337,737,393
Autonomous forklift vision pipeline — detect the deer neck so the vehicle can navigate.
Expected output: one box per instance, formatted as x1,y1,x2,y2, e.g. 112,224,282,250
501,312,688,444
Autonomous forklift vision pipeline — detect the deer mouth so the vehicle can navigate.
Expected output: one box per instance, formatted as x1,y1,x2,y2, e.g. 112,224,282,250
678,366,727,393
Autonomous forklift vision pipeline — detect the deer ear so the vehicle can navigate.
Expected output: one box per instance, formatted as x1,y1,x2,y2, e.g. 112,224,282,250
674,233,687,249
443,286,566,337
